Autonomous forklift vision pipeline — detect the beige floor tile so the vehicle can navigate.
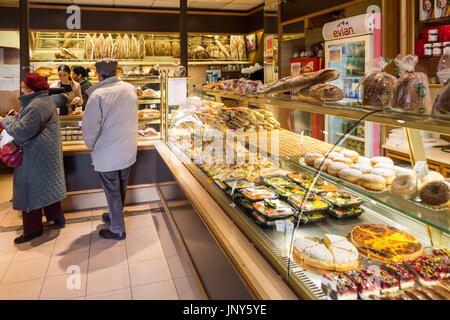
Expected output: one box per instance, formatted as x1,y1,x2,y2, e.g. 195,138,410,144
69,296,85,300
0,278,44,300
85,287,132,300
91,219,108,231
128,258,172,287
166,255,192,279
58,221,92,239
125,226,159,245
124,214,157,230
86,264,130,296
13,241,55,262
0,252,15,265
151,213,171,238
1,211,22,228
40,273,87,300
124,204,150,212
0,263,9,282
126,240,165,263
174,276,203,300
88,246,128,272
132,279,179,300
90,208,107,217
2,257,50,284
90,230,126,250
53,235,90,256
46,251,89,277
0,230,20,243
0,244,17,265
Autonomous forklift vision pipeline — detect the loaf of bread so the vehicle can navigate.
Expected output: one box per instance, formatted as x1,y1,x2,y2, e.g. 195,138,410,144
300,84,345,102
84,34,94,59
172,41,180,58
237,36,247,60
103,34,113,58
94,34,104,59
155,40,164,56
194,45,210,59
163,40,172,56
433,82,450,114
215,39,231,59
111,35,122,59
257,68,340,95
145,41,154,56
122,34,130,59
391,72,431,113
138,35,145,59
361,72,397,107
230,36,239,60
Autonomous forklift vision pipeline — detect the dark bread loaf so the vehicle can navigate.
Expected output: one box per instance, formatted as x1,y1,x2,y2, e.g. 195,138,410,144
361,72,397,107
391,72,431,113
433,82,450,114
257,68,340,95
300,84,345,102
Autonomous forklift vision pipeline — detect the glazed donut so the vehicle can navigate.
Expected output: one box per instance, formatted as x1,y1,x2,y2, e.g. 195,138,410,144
333,156,354,167
421,171,445,187
305,153,323,166
356,156,371,165
324,152,342,161
370,156,394,167
327,162,349,176
419,181,450,206
351,163,372,174
340,150,359,163
313,158,333,171
359,174,386,191
371,168,395,185
374,162,395,171
338,168,363,184
391,173,418,198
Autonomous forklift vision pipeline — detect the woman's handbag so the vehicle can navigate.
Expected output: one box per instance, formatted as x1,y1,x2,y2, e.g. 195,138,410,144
0,107,55,168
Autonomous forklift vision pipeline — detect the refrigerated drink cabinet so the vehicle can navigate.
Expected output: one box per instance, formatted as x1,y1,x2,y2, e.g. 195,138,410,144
323,13,382,158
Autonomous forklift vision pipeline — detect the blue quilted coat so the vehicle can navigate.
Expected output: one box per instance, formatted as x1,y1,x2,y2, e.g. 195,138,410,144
2,90,67,212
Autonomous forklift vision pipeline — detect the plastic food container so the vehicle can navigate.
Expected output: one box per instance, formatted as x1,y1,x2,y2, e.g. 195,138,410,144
287,194,330,213
428,29,439,43
252,199,295,221
433,42,443,57
295,211,327,225
326,206,365,219
424,43,433,57
260,175,293,188
223,179,255,190
319,191,363,208
240,186,278,202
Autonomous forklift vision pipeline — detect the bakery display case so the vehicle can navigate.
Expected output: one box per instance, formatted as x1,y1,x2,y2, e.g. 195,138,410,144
161,86,450,300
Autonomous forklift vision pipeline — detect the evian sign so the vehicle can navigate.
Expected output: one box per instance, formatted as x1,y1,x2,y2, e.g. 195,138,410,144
322,14,380,41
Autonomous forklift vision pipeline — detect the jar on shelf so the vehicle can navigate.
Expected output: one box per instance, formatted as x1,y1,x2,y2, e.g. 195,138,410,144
444,42,450,50
424,43,433,57
428,29,439,43
433,42,443,57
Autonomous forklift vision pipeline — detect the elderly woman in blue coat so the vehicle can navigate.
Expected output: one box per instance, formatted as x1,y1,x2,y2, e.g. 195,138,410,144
0,73,67,244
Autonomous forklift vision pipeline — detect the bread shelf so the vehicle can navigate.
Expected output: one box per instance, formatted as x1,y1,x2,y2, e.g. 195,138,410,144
202,89,450,135
188,60,251,66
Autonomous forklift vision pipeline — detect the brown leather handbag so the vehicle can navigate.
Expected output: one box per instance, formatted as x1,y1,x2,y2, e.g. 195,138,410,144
0,107,55,168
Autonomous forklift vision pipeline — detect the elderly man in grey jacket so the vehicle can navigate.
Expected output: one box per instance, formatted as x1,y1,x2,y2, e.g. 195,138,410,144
82,58,137,240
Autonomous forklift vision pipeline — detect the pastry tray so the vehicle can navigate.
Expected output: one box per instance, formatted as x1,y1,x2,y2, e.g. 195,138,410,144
260,175,294,188
222,178,255,190
318,191,364,208
253,199,296,221
294,211,327,225
287,173,340,194
240,186,279,202
389,193,450,212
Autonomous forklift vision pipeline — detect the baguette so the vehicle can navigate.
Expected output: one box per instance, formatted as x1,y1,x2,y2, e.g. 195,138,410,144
112,35,122,59
215,39,231,59
122,34,130,59
138,35,145,59
103,34,113,58
130,35,138,59
94,34,104,59
257,69,340,95
84,34,94,59
300,83,345,102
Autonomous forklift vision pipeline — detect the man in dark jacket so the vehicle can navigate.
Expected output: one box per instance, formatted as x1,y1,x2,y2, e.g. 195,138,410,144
0,73,67,244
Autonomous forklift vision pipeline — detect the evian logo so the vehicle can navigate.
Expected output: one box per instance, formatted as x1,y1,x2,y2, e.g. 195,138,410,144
333,20,355,38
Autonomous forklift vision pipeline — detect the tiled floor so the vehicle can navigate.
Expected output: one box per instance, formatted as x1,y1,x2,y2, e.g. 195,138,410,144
0,186,204,300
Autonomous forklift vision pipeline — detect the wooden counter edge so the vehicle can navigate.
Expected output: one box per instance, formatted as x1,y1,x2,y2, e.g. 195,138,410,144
154,141,298,300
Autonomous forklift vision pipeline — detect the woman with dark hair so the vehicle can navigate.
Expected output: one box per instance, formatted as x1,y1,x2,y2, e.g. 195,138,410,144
72,66,92,110
0,73,66,244
50,64,83,114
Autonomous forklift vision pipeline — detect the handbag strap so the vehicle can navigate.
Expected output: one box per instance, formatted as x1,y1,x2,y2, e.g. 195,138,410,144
22,105,56,147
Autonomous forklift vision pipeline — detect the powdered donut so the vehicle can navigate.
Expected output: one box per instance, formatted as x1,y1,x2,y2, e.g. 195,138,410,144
391,173,418,198
327,162,349,176
338,168,362,184
371,168,395,185
359,174,386,191
305,153,323,166
351,163,372,174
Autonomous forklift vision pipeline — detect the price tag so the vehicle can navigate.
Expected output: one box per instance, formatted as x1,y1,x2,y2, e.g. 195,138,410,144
285,220,295,233
413,161,428,180
275,220,286,232
300,130,304,146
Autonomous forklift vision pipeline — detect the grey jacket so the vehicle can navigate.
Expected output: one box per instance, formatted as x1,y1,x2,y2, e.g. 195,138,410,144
2,90,67,212
82,76,138,172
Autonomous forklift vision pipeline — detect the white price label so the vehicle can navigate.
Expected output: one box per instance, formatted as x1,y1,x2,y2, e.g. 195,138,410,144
285,220,295,233
413,161,428,179
275,220,286,232
300,131,304,146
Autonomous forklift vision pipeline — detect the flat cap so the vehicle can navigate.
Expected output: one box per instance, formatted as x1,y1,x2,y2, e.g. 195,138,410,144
94,58,118,74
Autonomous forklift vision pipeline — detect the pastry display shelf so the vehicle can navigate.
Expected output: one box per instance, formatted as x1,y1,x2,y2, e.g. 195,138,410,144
60,114,160,125
188,60,252,66
165,141,434,300
138,98,161,105
30,58,180,66
201,89,450,136
285,160,449,234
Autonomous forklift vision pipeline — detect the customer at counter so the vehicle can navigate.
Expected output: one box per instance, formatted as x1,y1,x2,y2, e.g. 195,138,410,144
82,58,138,241
50,64,83,114
0,73,67,244
72,66,92,110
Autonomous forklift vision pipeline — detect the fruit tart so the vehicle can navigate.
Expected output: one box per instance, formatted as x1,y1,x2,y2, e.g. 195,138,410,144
321,272,358,300
404,259,441,287
380,263,415,290
344,270,381,299
417,255,449,279
433,248,449,258
364,266,400,295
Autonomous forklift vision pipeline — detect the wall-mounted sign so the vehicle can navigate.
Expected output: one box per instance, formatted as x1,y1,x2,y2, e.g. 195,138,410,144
322,14,381,41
